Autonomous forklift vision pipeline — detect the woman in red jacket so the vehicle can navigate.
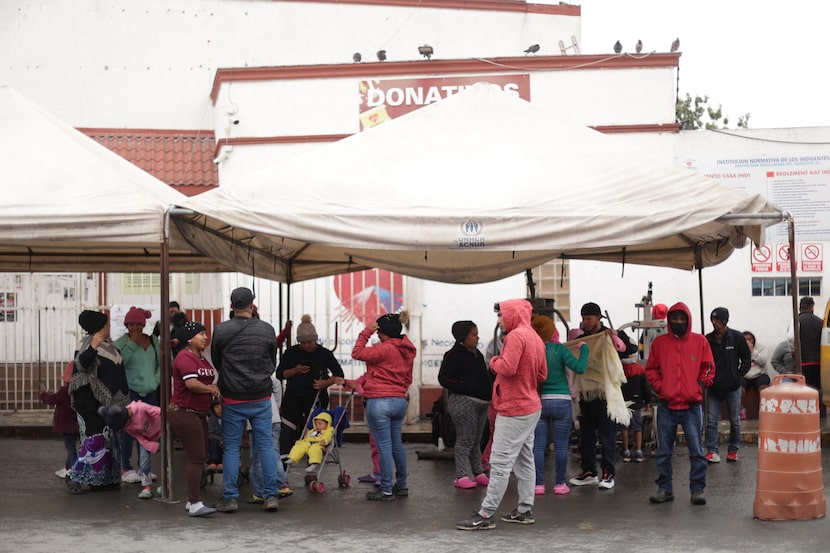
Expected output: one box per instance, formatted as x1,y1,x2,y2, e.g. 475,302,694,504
351,311,416,501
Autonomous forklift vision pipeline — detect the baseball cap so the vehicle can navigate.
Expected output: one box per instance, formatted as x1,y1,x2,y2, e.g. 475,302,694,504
230,287,255,310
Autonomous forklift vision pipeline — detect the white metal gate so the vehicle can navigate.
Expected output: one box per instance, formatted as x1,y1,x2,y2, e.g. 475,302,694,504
0,273,90,411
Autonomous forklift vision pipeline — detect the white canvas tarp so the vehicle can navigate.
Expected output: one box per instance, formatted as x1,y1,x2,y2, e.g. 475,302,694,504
177,83,782,284
0,86,226,273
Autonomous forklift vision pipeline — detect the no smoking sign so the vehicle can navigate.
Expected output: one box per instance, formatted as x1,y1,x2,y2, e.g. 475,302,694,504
776,244,791,272
751,245,773,272
801,243,823,272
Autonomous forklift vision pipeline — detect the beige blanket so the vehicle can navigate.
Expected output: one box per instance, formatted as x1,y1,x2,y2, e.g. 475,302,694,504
566,332,630,426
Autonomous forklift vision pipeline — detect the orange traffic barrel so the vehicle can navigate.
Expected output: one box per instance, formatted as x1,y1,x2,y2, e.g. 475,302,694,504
754,374,826,520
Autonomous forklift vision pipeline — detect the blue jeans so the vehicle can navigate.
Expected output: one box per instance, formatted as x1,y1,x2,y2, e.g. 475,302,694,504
533,398,572,486
221,399,277,500
655,403,707,493
705,388,741,454
120,389,159,482
365,397,407,494
250,422,287,496
578,397,617,475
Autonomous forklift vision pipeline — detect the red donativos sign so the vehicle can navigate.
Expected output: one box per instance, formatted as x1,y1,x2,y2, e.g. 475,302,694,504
359,74,530,130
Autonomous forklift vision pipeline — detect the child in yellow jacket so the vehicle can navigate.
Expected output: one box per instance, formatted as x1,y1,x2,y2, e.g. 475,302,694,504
286,411,334,473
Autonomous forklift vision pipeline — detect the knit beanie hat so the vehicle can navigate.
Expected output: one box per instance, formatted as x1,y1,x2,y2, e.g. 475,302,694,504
451,320,476,342
79,310,107,334
580,302,602,317
531,315,556,342
710,307,729,325
124,306,151,326
176,321,206,344
296,314,318,343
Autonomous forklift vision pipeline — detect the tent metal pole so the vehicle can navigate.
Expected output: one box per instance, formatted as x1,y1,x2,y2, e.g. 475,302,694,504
786,213,802,374
159,209,174,501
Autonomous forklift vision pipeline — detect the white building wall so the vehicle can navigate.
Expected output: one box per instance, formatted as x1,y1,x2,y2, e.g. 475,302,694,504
0,0,578,128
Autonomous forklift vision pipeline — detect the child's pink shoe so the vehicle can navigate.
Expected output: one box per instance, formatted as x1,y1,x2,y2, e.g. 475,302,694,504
454,476,477,489
553,483,571,495
474,473,489,486
534,485,546,495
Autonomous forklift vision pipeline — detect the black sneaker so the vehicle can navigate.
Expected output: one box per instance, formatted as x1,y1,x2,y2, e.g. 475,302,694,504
216,497,238,513
649,490,674,504
456,512,496,530
500,509,535,525
691,490,707,505
392,484,409,497
366,490,396,501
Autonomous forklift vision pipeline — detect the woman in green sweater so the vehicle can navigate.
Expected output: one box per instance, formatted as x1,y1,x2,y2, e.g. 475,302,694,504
530,315,588,496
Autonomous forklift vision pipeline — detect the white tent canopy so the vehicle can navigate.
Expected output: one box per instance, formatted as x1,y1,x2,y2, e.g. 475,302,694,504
177,83,783,284
0,86,226,273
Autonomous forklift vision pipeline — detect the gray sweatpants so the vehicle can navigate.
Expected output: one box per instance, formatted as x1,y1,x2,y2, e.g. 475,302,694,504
479,410,541,517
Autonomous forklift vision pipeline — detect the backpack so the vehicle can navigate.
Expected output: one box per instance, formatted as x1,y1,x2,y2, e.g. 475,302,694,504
429,389,456,448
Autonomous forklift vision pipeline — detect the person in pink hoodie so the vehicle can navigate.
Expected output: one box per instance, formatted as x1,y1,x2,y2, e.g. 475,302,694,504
456,299,546,531
351,311,416,501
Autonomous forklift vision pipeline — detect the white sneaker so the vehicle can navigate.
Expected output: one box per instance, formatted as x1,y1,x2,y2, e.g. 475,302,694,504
305,463,320,473
121,470,140,483
598,471,615,490
55,468,68,479
569,471,599,486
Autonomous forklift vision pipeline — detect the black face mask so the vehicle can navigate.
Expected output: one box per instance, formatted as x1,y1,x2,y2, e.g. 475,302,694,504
670,321,688,337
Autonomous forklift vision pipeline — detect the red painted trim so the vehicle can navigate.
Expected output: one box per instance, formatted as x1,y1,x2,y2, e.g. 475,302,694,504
292,0,579,16
211,53,680,103
215,123,680,154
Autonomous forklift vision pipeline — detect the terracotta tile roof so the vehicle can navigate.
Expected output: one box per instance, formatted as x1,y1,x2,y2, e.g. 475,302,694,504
80,129,218,196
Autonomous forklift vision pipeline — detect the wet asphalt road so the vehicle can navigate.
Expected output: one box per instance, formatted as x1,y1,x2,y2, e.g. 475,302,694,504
1,437,828,553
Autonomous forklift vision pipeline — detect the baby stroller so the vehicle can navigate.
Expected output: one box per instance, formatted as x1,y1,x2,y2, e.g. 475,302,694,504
295,391,355,493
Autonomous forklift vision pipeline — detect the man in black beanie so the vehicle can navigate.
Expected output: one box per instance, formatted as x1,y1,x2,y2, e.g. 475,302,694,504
704,307,750,463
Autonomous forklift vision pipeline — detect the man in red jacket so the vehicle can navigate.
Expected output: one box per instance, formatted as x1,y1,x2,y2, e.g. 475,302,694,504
456,299,546,530
645,302,715,506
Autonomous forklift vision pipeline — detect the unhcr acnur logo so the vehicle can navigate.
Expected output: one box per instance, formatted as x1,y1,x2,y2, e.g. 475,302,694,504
457,218,486,248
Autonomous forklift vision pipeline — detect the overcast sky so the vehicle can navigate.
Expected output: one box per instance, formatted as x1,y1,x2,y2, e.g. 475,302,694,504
544,1,829,129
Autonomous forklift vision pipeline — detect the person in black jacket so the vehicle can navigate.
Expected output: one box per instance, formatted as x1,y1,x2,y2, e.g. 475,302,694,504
276,314,344,454
704,307,751,464
438,320,493,489
211,287,280,513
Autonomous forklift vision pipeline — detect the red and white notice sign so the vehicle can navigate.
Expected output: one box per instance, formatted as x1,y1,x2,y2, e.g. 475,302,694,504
776,243,792,273
801,243,823,272
751,245,773,272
